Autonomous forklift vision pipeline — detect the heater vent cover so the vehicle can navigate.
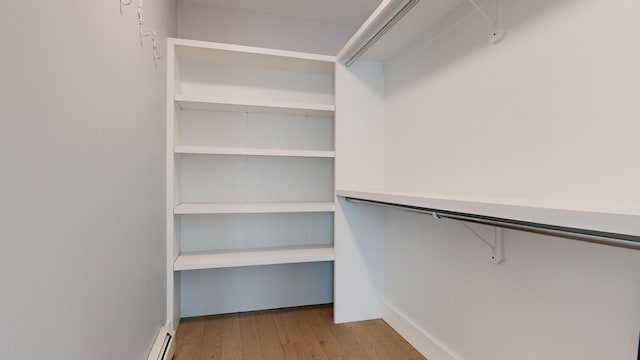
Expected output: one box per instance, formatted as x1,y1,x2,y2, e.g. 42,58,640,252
147,325,175,360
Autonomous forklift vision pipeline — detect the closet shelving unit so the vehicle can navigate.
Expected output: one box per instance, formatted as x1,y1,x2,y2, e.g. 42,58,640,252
329,0,640,328
166,38,336,324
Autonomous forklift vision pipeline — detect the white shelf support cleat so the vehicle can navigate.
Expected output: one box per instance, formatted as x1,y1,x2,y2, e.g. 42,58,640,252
468,0,505,43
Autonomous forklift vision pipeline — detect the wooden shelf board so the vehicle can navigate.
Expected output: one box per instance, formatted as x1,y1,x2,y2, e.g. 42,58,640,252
174,245,335,271
174,202,336,215
174,146,335,158
175,94,335,117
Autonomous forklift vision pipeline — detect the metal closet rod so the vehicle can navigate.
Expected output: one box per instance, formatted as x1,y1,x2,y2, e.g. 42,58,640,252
345,197,640,250
345,0,420,67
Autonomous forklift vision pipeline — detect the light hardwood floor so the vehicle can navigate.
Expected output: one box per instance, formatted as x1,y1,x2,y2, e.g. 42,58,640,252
174,304,426,360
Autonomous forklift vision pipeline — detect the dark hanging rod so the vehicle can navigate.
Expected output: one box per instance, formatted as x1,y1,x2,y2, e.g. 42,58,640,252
345,197,640,250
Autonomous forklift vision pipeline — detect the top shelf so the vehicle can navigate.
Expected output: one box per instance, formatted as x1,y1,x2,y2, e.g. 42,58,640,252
172,38,335,74
337,189,640,238
171,38,335,109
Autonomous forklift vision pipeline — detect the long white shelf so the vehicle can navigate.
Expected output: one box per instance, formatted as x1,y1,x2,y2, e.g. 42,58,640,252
175,94,335,117
171,38,336,73
174,245,335,271
174,146,335,158
174,202,335,215
337,189,640,239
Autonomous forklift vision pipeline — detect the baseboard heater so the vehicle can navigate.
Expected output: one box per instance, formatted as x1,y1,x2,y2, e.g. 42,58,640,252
147,324,175,360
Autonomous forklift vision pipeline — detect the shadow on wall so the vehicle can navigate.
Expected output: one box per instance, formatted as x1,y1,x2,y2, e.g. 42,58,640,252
386,0,572,90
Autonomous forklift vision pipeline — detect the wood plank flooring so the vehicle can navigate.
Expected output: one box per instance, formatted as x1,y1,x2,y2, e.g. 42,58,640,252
174,304,426,360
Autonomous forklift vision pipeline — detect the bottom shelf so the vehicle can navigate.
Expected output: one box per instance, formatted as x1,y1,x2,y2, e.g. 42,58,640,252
174,245,335,271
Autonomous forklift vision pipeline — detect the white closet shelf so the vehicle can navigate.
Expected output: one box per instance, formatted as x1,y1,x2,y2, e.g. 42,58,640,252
175,94,335,117
174,146,335,158
174,245,335,271
336,189,640,238
174,202,336,215
172,38,335,74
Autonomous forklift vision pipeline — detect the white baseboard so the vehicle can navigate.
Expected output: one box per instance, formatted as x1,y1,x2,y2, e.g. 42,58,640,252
382,301,463,360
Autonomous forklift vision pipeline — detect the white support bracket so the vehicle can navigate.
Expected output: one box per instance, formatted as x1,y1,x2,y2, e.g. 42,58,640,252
431,211,504,263
459,221,504,264
468,0,505,43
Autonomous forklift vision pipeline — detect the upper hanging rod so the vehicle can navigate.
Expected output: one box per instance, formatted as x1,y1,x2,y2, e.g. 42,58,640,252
345,197,640,250
344,0,420,67
339,0,506,67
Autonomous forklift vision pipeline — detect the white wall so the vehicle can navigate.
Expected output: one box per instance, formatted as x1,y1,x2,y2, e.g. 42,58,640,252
0,1,176,359
385,0,640,214
177,2,358,55
383,0,640,359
